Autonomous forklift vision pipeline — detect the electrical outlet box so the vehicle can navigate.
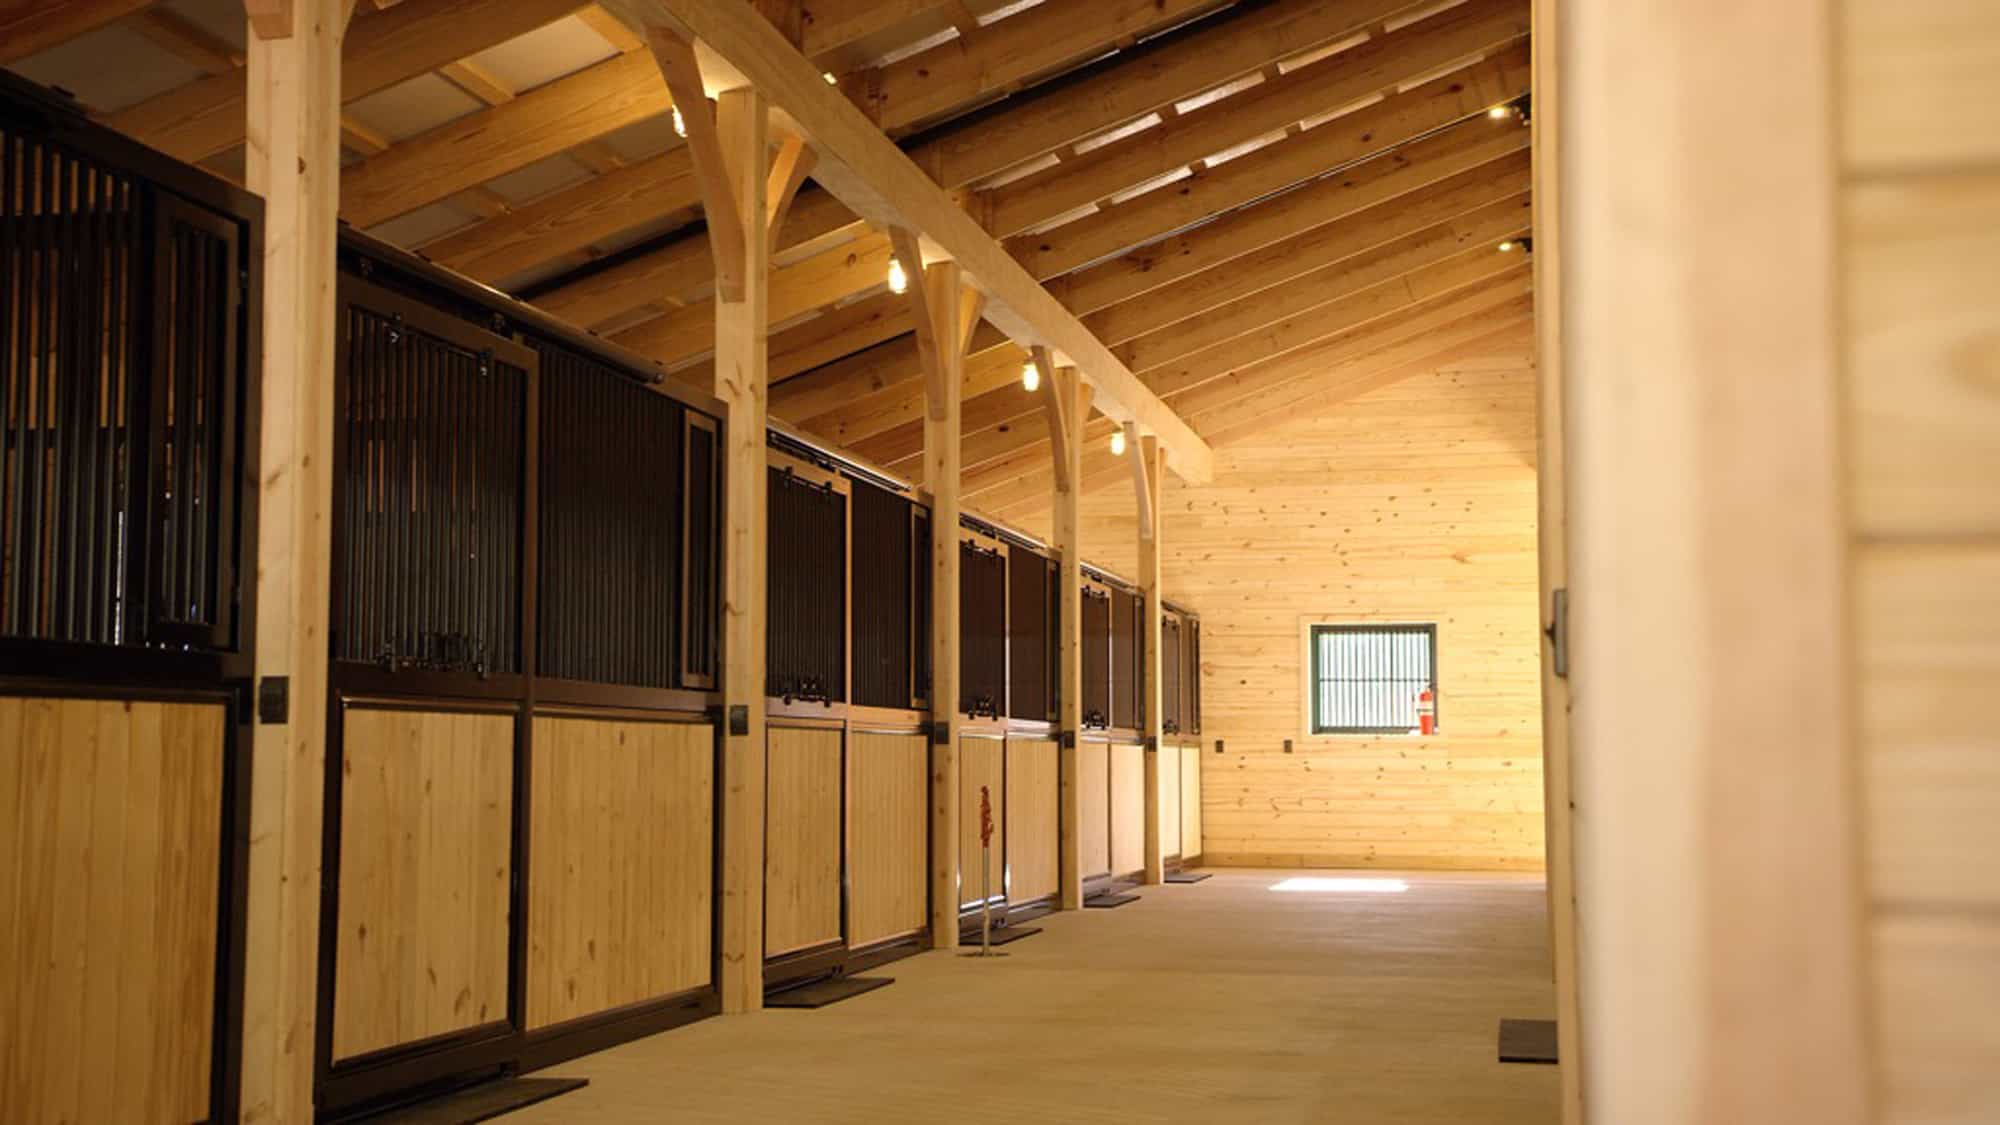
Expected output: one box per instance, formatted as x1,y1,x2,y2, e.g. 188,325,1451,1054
1283,738,1293,753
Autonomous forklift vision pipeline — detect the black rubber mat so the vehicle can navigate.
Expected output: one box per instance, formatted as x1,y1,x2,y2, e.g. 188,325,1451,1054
959,924,1043,947
1498,1018,1559,1064
1084,891,1141,908
766,975,894,1009
364,1077,587,1124
1164,871,1211,884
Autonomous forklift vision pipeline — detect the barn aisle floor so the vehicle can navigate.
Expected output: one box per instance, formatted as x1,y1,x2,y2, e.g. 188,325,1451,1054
512,870,1560,1124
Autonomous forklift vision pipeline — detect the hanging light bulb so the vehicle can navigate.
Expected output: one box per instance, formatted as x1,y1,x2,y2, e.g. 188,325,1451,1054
1488,103,1512,120
886,257,909,295
1497,239,1517,253
1021,359,1040,393
1110,429,1127,456
672,104,686,138
822,71,839,85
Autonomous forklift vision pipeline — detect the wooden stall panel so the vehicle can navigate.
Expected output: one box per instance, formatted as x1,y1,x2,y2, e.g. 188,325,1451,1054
1110,742,1146,877
1159,744,1182,859
334,708,514,1061
1004,737,1059,903
765,725,843,957
1080,740,1112,879
847,731,929,947
958,735,1006,910
1180,744,1204,861
528,715,713,1029
0,697,225,1124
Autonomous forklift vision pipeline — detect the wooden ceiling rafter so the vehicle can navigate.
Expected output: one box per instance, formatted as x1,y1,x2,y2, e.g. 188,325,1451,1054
0,0,155,65
611,0,1214,482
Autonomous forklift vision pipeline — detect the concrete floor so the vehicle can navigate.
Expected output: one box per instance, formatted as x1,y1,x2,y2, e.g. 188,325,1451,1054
513,870,1561,1124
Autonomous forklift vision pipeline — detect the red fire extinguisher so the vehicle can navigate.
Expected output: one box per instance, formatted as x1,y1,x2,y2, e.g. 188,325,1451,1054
1416,686,1437,736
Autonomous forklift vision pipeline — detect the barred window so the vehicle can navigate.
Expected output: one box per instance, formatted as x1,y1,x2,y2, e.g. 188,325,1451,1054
1309,624,1438,735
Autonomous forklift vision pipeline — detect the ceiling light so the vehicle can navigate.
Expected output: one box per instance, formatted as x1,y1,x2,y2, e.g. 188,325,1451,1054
1109,429,1126,456
823,71,839,85
672,104,686,138
1021,359,1040,393
886,257,909,295
1488,104,1511,120
1497,239,1517,252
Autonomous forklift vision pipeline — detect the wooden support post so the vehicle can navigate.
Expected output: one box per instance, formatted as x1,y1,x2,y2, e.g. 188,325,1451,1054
1050,366,1092,909
914,258,970,949
241,0,345,1118
1135,433,1165,885
711,85,772,1013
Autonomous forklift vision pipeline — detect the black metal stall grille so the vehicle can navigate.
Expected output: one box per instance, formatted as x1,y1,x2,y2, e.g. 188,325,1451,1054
536,342,682,687
1161,614,1182,734
1,125,249,653
1110,588,1141,729
1188,617,1202,735
958,537,1006,717
850,478,914,708
1309,623,1438,734
913,507,931,705
766,466,845,703
1007,549,1054,721
681,416,720,688
336,300,526,674
1081,586,1110,728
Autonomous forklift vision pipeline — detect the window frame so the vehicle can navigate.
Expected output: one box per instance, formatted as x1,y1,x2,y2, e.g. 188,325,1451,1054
1301,621,1440,738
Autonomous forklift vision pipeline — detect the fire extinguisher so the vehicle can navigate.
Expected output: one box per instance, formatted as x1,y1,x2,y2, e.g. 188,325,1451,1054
1416,686,1437,736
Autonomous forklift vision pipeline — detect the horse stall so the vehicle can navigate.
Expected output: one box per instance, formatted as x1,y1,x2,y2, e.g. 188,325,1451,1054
1161,604,1205,870
1,75,262,1124
764,436,934,992
1105,576,1147,885
956,521,1009,927
1003,537,1060,919
316,234,724,1117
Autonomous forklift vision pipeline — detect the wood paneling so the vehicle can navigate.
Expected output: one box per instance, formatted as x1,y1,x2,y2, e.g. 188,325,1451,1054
1059,363,1545,870
958,735,1005,910
333,707,512,1061
1079,740,1111,879
1179,744,1203,860
847,731,928,948
764,724,843,957
0,696,225,1124
527,715,713,1029
1004,737,1058,904
1158,743,1182,859
1110,742,1145,878
1842,4,2000,1118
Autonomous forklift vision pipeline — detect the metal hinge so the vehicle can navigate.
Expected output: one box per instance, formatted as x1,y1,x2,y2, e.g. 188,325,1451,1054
1545,587,1569,679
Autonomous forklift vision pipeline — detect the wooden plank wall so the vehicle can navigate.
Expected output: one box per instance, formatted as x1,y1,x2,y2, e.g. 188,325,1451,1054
1109,742,1145,877
1841,3,2000,1119
1158,744,1182,858
526,714,713,1029
958,735,1006,909
333,707,512,1061
1066,362,1544,870
763,724,843,957
0,696,226,1124
1179,744,1203,861
1004,737,1059,902
847,731,929,947
1079,740,1111,879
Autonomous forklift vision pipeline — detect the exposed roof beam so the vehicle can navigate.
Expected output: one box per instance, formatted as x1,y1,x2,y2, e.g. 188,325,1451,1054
108,0,583,161
341,48,669,229
797,0,961,59
1,0,153,65
620,0,1212,482
1018,43,1529,280
779,117,1525,447
853,0,1232,135
980,0,1527,239
531,188,859,326
502,0,1303,321
964,269,1532,509
906,0,1416,190
985,316,1537,521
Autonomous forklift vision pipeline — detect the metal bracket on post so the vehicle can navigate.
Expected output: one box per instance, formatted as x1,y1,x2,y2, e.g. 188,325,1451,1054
728,705,750,736
1545,588,1569,678
1059,729,1076,749
931,719,952,745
